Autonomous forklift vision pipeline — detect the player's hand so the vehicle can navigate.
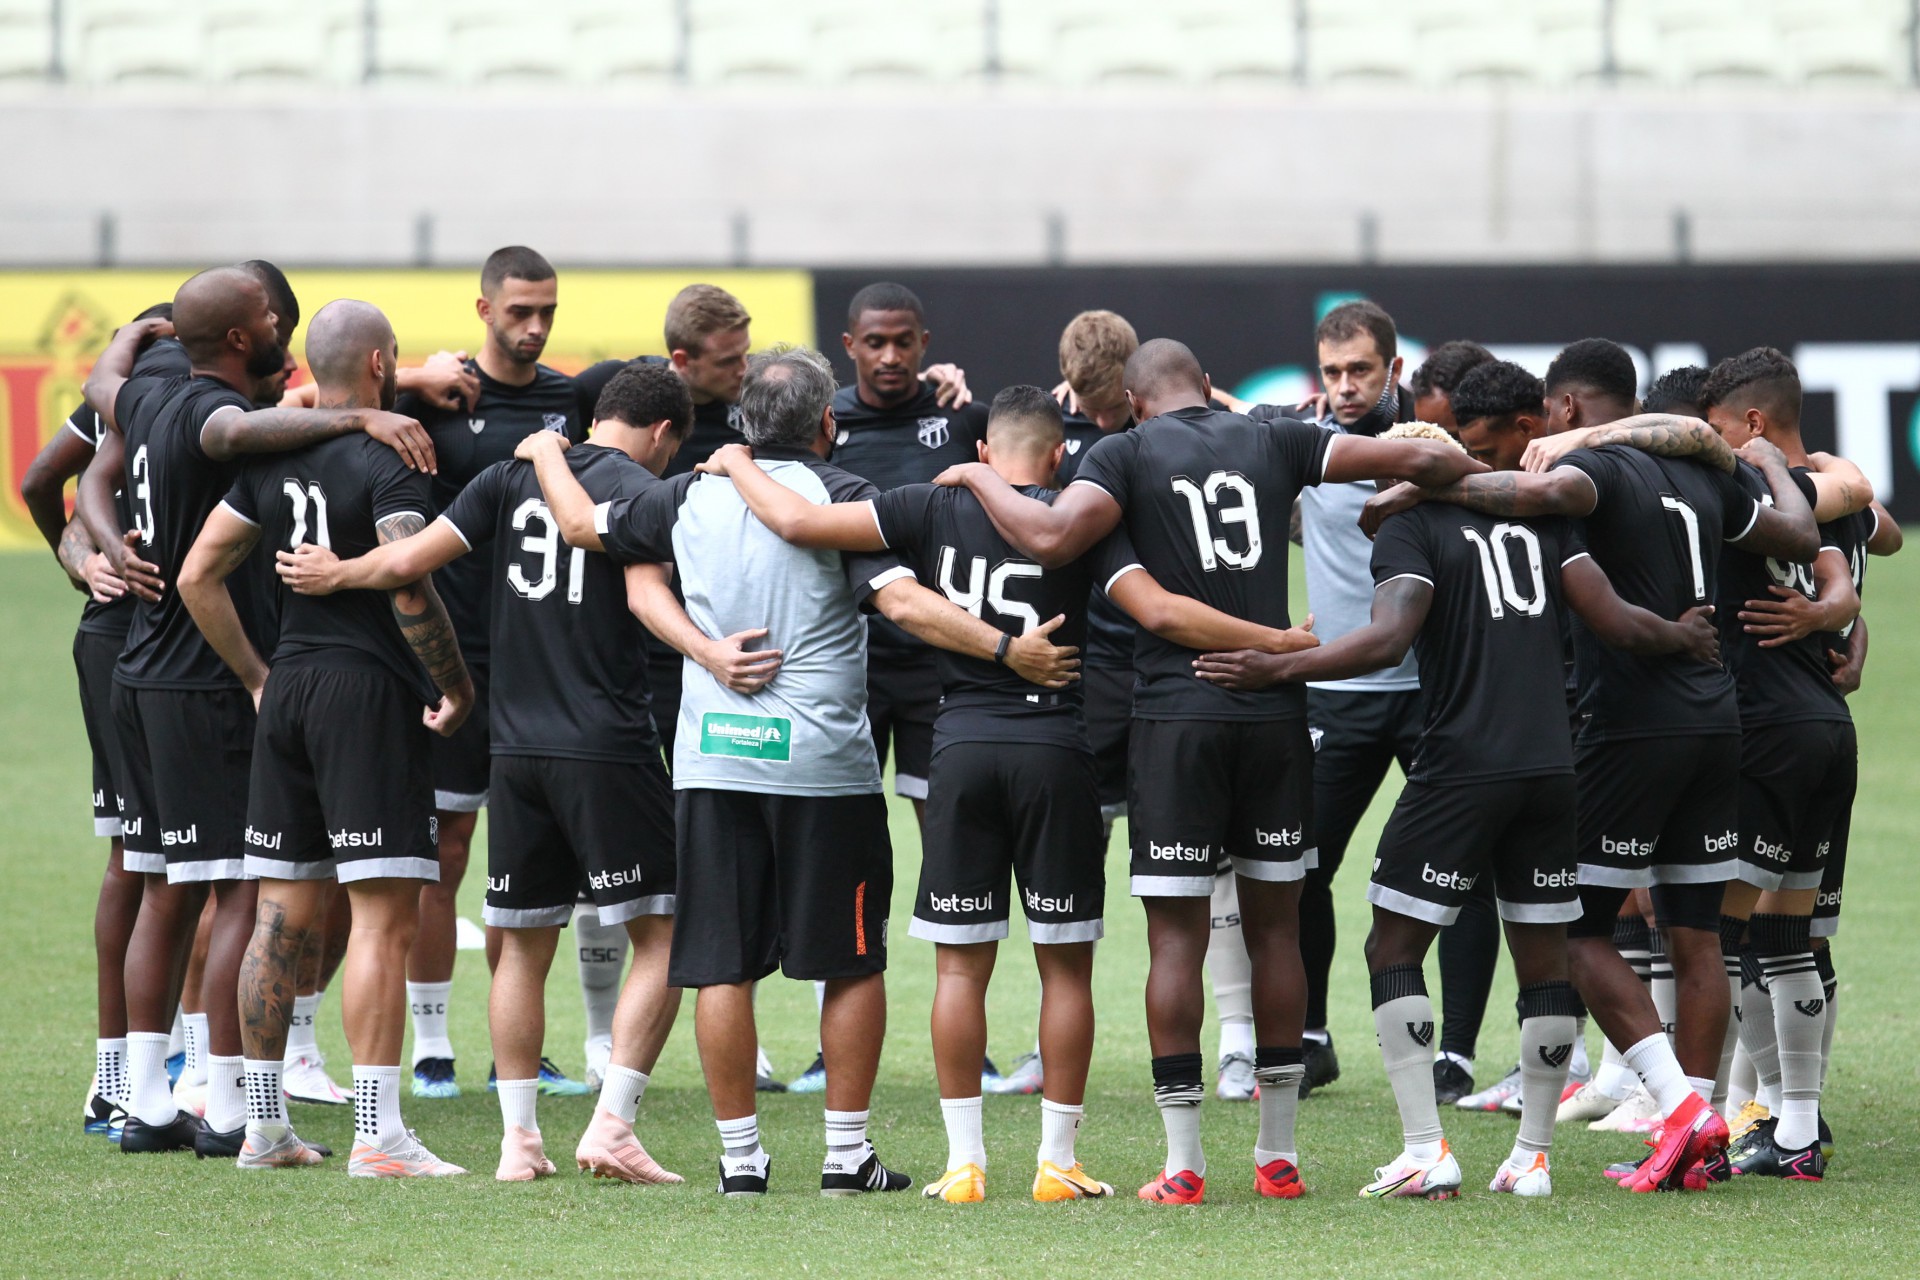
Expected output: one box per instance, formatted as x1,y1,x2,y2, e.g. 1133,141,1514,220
1191,649,1289,690
1675,605,1720,665
247,671,268,714
1051,380,1080,416
924,363,972,409
514,430,569,463
1828,643,1863,696
932,461,992,489
1738,436,1788,469
1258,613,1318,654
362,410,436,474
412,351,480,413
425,678,475,737
696,443,754,476
1295,391,1329,418
107,528,165,602
81,551,127,604
1359,481,1423,538
1739,586,1822,646
275,543,345,595
120,316,175,347
699,627,784,694
1006,614,1079,689
1519,432,1584,474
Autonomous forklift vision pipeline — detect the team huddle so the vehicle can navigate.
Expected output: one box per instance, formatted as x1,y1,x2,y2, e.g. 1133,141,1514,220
24,246,1894,1203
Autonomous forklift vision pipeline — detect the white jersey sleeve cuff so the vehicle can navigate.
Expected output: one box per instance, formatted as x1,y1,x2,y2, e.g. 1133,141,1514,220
217,499,259,529
1105,563,1143,593
1067,477,1117,503
593,501,614,536
866,500,888,549
436,513,473,551
1561,550,1592,568
865,564,915,592
1728,499,1761,543
1375,572,1433,589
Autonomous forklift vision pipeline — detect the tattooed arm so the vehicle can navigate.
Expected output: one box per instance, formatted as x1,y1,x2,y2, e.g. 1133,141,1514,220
178,506,270,703
59,518,128,604
201,405,437,474
1395,468,1599,527
1521,414,1737,475
376,511,474,737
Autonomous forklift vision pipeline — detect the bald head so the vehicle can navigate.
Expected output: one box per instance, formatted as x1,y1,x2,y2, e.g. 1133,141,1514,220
1122,338,1209,419
172,267,271,366
305,299,397,409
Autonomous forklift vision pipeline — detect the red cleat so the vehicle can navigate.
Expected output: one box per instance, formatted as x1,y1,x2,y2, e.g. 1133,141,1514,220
1138,1168,1205,1204
1621,1094,1728,1193
1255,1157,1304,1199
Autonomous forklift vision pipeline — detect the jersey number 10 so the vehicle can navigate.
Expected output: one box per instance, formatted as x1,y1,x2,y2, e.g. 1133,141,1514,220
1461,523,1546,618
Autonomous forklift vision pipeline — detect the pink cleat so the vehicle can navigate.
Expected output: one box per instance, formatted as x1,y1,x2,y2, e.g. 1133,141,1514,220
575,1110,683,1185
496,1124,558,1182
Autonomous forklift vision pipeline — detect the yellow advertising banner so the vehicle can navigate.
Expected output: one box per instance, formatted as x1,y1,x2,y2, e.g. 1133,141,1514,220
0,268,814,548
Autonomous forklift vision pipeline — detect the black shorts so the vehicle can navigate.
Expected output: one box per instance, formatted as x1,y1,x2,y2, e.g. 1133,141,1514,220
1369,775,1579,927
1574,733,1741,889
1082,665,1132,816
912,742,1104,945
431,659,490,812
1735,720,1856,893
647,637,683,765
74,629,132,840
669,788,892,987
112,680,255,882
866,651,937,800
1127,718,1315,897
486,754,676,928
1812,782,1851,940
245,665,437,884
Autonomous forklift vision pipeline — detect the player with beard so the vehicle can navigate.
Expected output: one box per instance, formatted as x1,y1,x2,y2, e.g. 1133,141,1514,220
391,246,587,1102
938,338,1483,1204
76,268,432,1155
178,300,474,1174
1409,340,1495,435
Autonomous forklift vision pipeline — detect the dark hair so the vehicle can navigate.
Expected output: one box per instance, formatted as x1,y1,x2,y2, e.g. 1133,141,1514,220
1643,366,1710,416
1701,347,1801,420
593,361,694,437
1315,299,1396,362
1411,340,1494,398
239,259,298,328
481,245,556,295
1544,338,1636,402
846,281,924,329
987,384,1064,433
1449,359,1545,424
132,301,173,323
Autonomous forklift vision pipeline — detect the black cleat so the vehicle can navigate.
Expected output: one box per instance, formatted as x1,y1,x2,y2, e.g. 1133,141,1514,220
1818,1113,1833,1161
1432,1059,1474,1107
821,1144,912,1196
1731,1131,1825,1181
195,1121,245,1159
83,1091,117,1137
1299,1037,1340,1098
1728,1114,1776,1162
120,1110,201,1154
718,1151,770,1197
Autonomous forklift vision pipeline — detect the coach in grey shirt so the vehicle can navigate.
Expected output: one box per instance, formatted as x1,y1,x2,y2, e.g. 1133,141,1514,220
523,344,1073,1197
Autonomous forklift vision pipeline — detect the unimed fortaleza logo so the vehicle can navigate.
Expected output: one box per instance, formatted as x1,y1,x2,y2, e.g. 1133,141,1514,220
699,712,793,762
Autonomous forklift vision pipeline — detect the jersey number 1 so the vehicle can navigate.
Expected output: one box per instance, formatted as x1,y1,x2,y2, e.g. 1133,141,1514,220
509,497,585,603
1169,471,1262,571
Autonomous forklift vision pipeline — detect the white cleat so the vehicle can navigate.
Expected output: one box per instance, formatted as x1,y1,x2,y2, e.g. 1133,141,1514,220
1360,1143,1463,1200
1557,1081,1627,1125
1489,1151,1553,1197
986,1051,1045,1096
1588,1083,1661,1133
349,1129,468,1177
1215,1051,1255,1102
235,1125,327,1169
171,1080,209,1118
283,1054,351,1106
1455,1065,1522,1113
583,1035,612,1094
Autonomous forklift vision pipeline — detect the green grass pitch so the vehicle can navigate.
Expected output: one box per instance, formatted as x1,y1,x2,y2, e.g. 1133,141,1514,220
2,545,1916,1279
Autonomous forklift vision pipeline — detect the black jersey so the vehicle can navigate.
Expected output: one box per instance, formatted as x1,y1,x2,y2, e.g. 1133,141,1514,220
222,436,437,704
1370,504,1578,784
871,482,1139,752
441,445,662,763
1825,504,1875,654
112,374,270,690
398,360,584,662
1553,445,1757,743
1071,404,1333,721
1056,405,1136,672
575,357,742,478
1714,464,1848,729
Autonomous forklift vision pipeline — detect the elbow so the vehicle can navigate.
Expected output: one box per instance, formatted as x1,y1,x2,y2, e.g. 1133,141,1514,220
19,464,55,508
1030,530,1076,570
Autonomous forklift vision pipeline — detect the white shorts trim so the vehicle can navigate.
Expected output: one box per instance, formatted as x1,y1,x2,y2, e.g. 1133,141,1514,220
1497,897,1583,925
893,773,928,801
597,894,674,924
1652,859,1738,886
166,858,251,884
1577,863,1654,890
1029,919,1104,945
1779,869,1825,892
1131,873,1214,898
484,904,574,929
123,849,166,874
1810,917,1839,939
434,789,488,813
908,917,1008,945
95,817,123,838
1367,882,1457,927
244,855,336,882
336,857,440,884
1232,850,1316,883
1734,863,1785,893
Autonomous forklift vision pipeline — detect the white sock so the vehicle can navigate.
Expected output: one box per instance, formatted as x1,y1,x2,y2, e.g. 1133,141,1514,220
96,1038,128,1109
407,981,454,1064
1569,1017,1590,1078
575,905,628,1062
1038,1098,1081,1168
206,1055,245,1132
940,1096,986,1169
352,1065,405,1147
1437,1050,1473,1074
1373,977,1443,1163
1515,989,1578,1156
1739,967,1783,1111
181,1012,209,1088
1621,1032,1695,1117
1591,1038,1633,1101
167,1005,185,1056
1157,1096,1204,1177
717,1113,760,1157
1761,955,1826,1150
286,993,320,1062
497,1078,539,1134
1648,934,1678,1040
1686,1075,1714,1105
1217,1019,1254,1062
1726,1041,1757,1121
600,1065,649,1125
1819,988,1838,1092
243,1058,288,1137
812,981,826,1057
1253,1059,1306,1165
126,1031,176,1124
825,1107,868,1154
1207,872,1252,1037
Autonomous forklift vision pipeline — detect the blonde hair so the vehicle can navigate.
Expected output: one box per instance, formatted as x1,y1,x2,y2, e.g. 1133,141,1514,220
1058,310,1139,405
664,284,751,357
1383,421,1466,452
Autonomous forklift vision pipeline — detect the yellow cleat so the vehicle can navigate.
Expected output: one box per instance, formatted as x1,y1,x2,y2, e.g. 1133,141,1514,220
1729,1100,1771,1142
1033,1160,1114,1202
923,1163,986,1203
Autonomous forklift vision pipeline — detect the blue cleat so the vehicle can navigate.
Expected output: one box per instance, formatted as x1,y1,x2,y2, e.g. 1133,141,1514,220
164,1052,185,1086
484,1058,591,1097
787,1052,827,1094
411,1057,460,1099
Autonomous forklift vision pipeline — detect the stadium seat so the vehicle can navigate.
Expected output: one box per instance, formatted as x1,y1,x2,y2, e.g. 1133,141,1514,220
685,0,813,83
204,7,364,85
812,4,989,84
1191,10,1300,85
1304,2,1420,85
449,14,574,84
573,4,681,84
0,10,53,82
72,7,206,85
366,2,454,84
1053,13,1195,86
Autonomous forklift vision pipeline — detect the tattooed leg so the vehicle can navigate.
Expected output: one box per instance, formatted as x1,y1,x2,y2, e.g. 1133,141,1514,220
237,881,328,1063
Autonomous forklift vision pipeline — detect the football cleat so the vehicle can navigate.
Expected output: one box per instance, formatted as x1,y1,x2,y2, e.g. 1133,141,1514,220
1033,1161,1111,1202
1456,1065,1523,1113
754,1044,786,1094
1620,1094,1728,1193
1728,1099,1771,1143
923,1163,987,1203
786,1052,826,1094
194,1121,246,1159
584,1035,612,1094
1138,1168,1205,1204
1728,1114,1775,1161
987,1051,1044,1096
537,1057,590,1097
349,1130,467,1177
980,1056,1006,1092
282,1054,351,1106
1299,1037,1340,1098
1432,1059,1474,1107
1360,1144,1463,1200
83,1088,118,1137
718,1149,769,1197
119,1110,200,1154
235,1126,327,1169
1589,1083,1660,1133
1256,1156,1305,1199
821,1143,911,1196
1216,1052,1256,1102
164,1051,184,1085
1818,1113,1834,1162
171,1079,208,1118
495,1124,558,1182
575,1110,682,1184
1500,1063,1592,1116
1696,1150,1732,1184
1489,1152,1552,1197
1557,1081,1627,1125
1730,1131,1825,1181
411,1057,460,1099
